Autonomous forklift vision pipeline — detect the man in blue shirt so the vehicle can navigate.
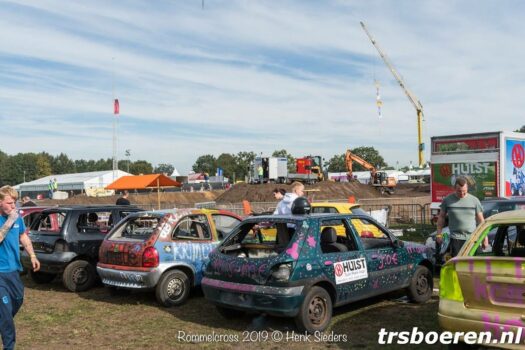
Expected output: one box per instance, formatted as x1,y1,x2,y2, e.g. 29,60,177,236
0,186,40,349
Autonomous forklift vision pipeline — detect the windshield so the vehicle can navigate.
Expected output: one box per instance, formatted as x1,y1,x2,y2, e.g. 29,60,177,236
108,215,161,241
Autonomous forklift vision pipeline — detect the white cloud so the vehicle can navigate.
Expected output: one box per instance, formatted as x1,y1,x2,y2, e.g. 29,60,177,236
1,0,524,174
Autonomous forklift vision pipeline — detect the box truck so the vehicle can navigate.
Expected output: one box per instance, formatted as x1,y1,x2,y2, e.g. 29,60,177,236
430,131,525,220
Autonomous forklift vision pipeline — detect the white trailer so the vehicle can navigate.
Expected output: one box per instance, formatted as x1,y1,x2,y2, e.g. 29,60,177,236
251,157,288,183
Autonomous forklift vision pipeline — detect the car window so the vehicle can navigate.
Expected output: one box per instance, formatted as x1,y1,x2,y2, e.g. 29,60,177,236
349,218,391,250
212,214,241,239
173,214,211,240
32,211,66,233
76,211,112,234
23,212,41,228
311,206,339,214
474,224,521,257
108,216,161,241
319,218,358,253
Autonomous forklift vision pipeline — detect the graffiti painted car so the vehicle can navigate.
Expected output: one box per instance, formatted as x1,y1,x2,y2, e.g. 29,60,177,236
439,210,525,348
97,209,241,306
20,205,141,291
202,213,434,332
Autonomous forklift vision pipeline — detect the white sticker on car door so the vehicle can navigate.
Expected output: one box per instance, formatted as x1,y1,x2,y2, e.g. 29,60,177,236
334,258,368,284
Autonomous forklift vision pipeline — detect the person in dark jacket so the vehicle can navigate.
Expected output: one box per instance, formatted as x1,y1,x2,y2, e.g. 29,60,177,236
116,190,131,206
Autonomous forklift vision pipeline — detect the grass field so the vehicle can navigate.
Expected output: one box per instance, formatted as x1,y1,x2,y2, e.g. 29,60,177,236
11,275,444,350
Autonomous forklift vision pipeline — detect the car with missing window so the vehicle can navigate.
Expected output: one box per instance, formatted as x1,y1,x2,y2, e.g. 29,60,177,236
96,208,241,306
202,206,434,333
427,198,525,264
20,205,141,292
438,210,525,348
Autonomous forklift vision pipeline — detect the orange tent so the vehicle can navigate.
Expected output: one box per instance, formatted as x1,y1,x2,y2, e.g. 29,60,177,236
106,174,182,209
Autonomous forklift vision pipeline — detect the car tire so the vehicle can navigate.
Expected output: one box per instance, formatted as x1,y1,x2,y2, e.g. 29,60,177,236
62,260,96,292
294,286,332,333
406,265,433,303
216,305,244,319
29,270,57,284
155,270,190,307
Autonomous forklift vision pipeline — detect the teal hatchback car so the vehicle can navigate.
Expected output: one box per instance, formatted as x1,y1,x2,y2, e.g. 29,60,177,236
202,212,434,333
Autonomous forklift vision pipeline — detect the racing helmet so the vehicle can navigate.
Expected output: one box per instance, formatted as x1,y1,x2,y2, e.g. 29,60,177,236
291,196,311,215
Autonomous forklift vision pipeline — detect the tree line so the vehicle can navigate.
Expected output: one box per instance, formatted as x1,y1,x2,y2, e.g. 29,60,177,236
0,150,174,186
192,147,388,181
0,144,427,186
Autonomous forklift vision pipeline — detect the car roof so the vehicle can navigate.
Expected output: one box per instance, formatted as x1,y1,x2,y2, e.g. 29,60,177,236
41,205,142,212
485,209,525,223
243,212,371,222
310,202,360,208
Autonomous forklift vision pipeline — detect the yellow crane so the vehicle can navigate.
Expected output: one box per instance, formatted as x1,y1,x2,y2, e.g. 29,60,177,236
360,21,425,167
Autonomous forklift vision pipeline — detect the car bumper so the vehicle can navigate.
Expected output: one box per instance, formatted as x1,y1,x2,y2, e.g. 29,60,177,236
438,299,525,349
20,250,76,274
201,277,304,317
96,265,161,289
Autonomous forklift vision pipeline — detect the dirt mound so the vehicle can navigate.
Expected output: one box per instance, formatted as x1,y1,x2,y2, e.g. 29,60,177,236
38,191,222,207
217,182,431,203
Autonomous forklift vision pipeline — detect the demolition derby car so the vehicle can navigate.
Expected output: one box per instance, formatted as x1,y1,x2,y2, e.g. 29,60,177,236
97,208,241,306
202,200,434,333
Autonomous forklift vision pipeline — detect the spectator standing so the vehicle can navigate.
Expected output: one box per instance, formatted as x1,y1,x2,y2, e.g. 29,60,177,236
48,180,53,199
273,182,305,215
116,190,131,206
436,177,485,257
21,196,36,207
0,186,40,349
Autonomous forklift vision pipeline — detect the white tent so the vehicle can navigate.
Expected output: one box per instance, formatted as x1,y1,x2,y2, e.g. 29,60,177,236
17,170,131,196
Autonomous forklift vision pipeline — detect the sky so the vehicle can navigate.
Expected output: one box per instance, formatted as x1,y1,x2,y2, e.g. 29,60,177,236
1,0,524,175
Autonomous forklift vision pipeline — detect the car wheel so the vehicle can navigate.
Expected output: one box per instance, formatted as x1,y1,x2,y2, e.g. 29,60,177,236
406,265,433,303
216,305,244,319
62,260,96,292
155,270,190,307
294,286,332,333
29,270,56,284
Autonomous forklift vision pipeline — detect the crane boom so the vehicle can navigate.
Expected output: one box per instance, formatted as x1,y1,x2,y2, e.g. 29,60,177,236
360,21,425,167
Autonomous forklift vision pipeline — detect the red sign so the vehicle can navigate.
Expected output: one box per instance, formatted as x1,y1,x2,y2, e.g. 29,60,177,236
439,164,452,178
512,144,525,168
433,137,498,153
334,264,343,277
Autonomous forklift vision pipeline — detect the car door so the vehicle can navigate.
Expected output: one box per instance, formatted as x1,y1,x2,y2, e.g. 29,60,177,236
318,217,370,304
348,216,409,293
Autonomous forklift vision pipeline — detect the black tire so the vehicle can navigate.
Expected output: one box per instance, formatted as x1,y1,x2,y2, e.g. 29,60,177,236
62,260,96,292
216,305,244,319
406,265,433,303
294,286,332,333
29,270,57,284
155,270,190,307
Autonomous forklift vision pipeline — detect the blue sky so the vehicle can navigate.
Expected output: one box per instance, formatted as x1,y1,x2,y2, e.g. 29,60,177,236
1,0,524,174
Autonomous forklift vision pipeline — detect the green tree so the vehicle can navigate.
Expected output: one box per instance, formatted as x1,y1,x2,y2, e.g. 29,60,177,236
351,146,387,171
272,149,296,173
129,160,153,175
52,153,75,174
234,151,256,181
216,153,236,179
36,154,52,179
192,154,217,174
0,150,8,186
326,154,346,172
515,125,525,133
94,158,112,171
154,163,175,175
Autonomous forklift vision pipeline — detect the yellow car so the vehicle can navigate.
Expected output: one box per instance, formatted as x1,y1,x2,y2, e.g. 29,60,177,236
311,202,383,238
439,210,525,348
